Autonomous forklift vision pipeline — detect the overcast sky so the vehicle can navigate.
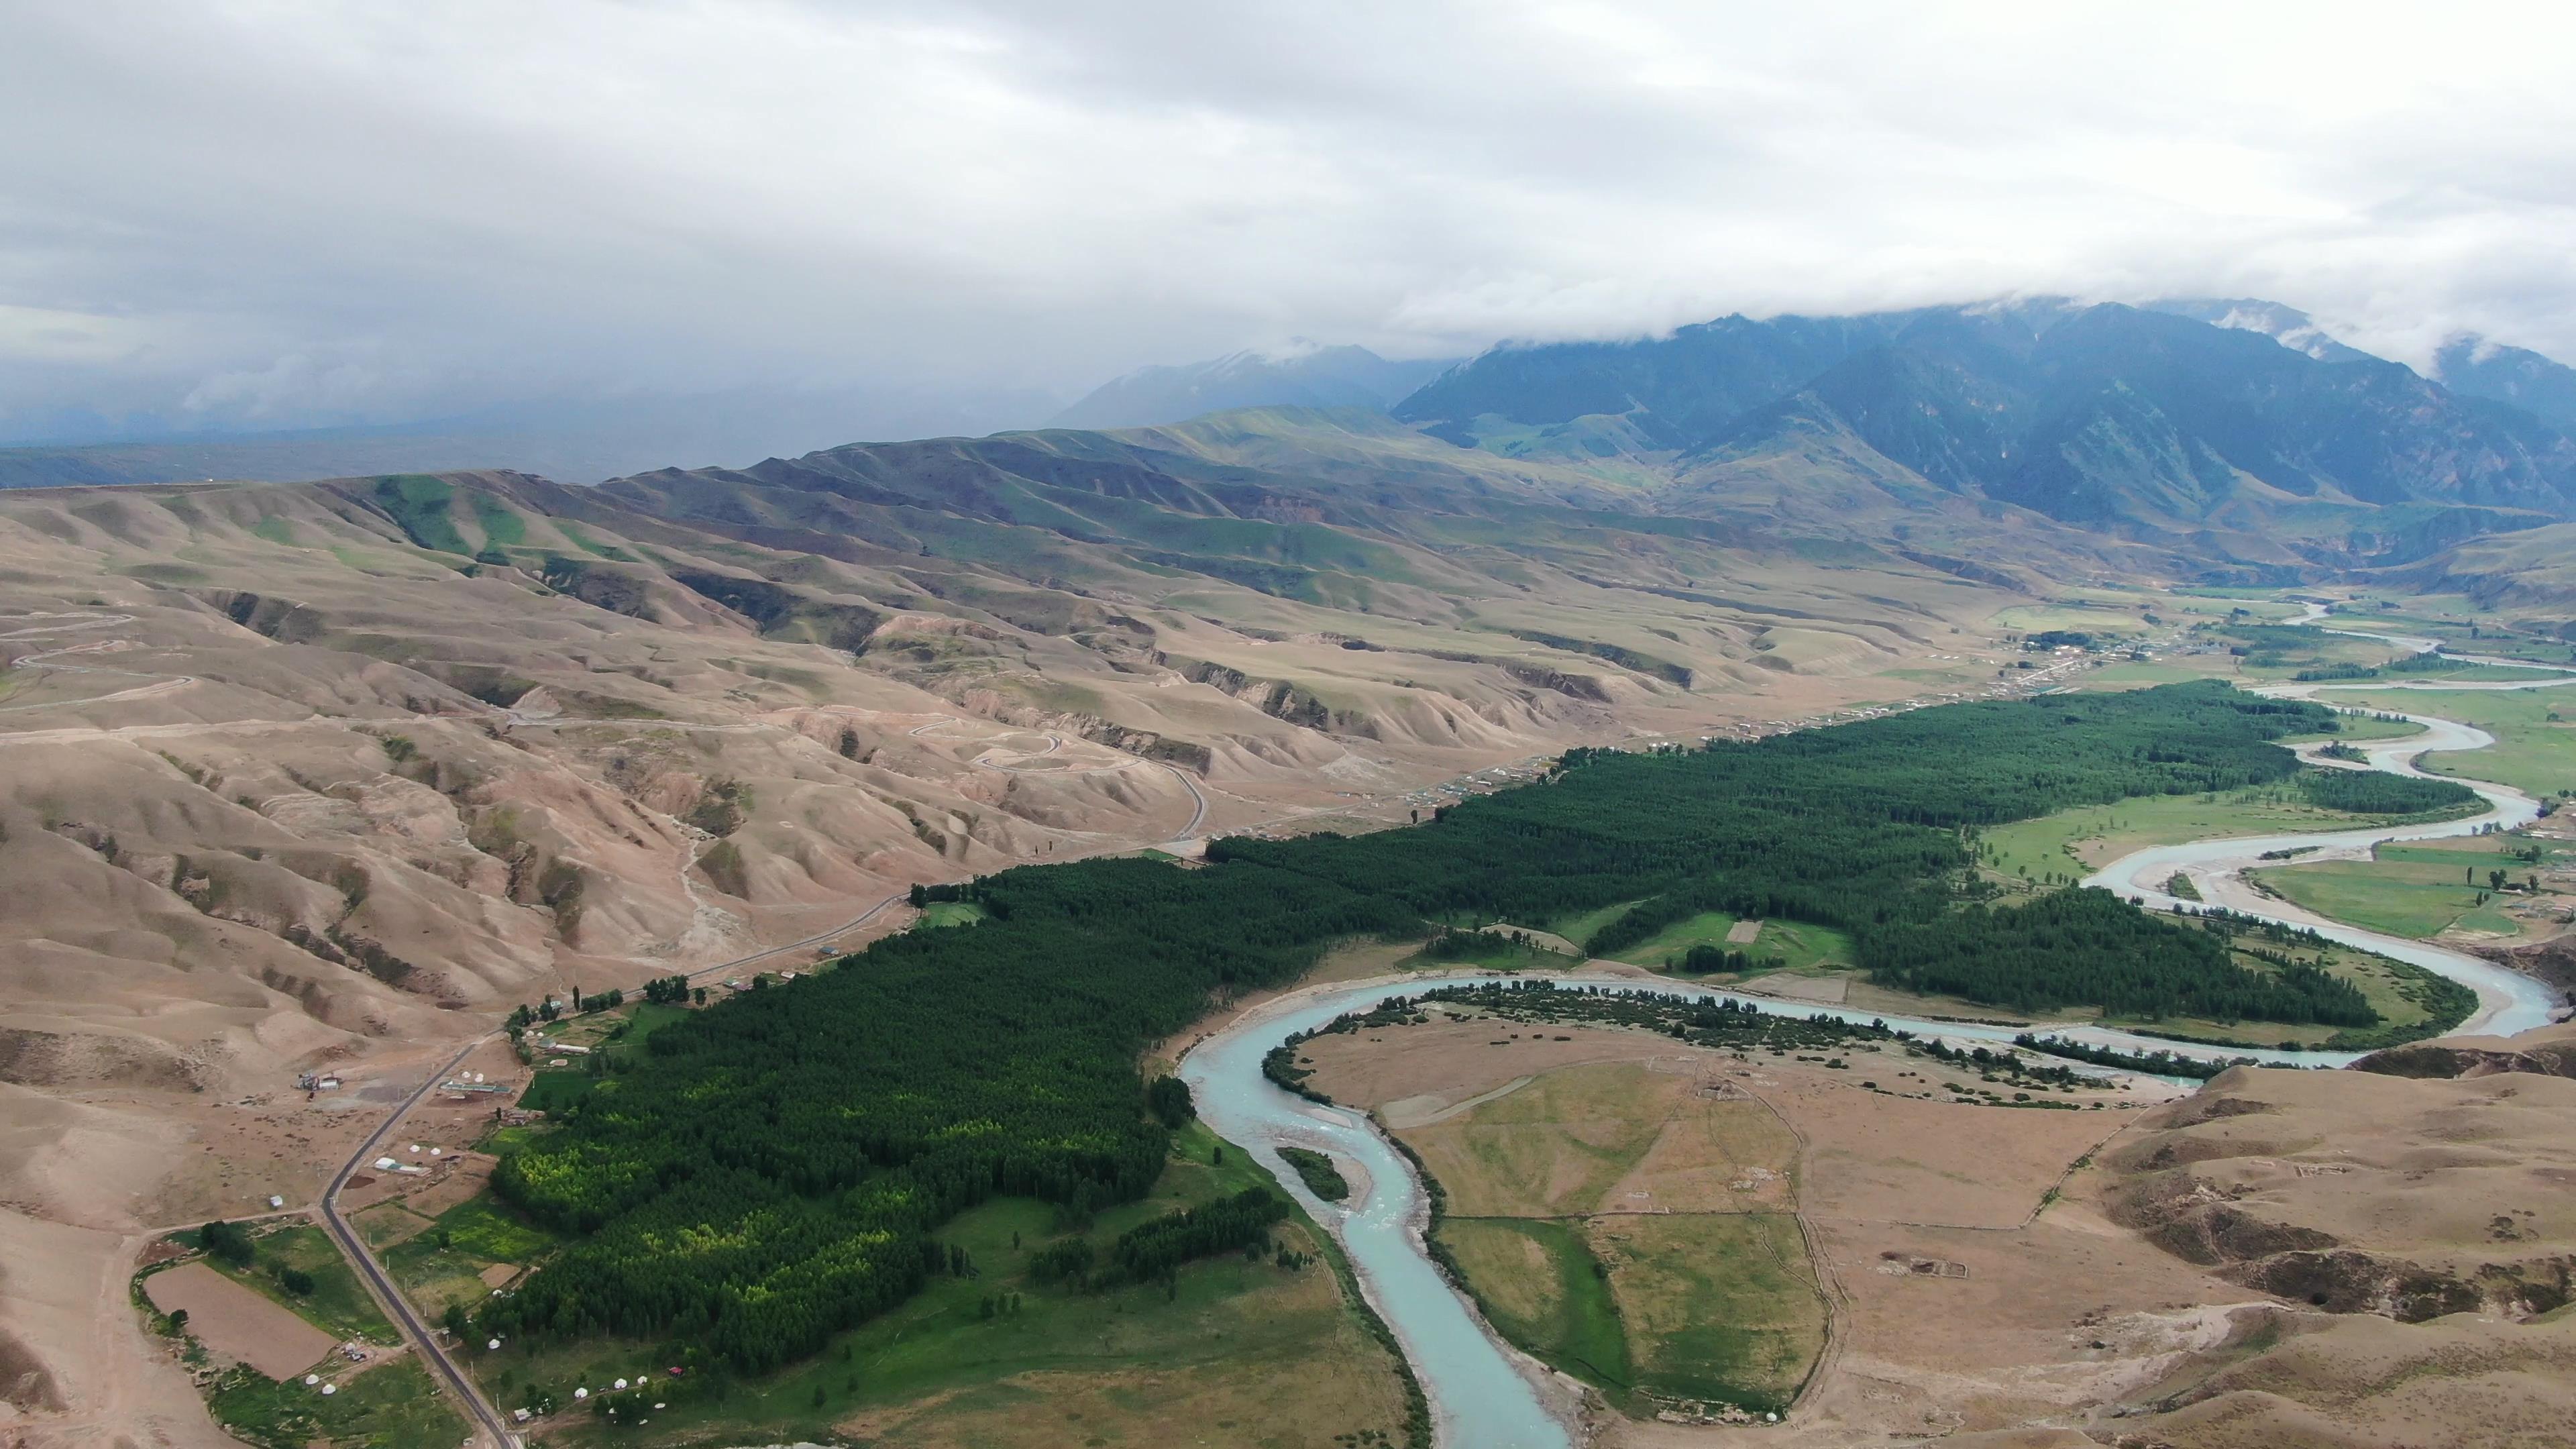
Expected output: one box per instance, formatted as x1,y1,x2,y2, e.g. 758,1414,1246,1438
5,0,2573,441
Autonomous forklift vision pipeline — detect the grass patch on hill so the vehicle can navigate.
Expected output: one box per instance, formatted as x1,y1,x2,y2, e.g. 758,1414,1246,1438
469,492,527,549
371,475,470,556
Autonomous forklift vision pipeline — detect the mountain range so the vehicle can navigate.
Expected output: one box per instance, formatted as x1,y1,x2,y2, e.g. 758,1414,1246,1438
1397,299,2576,569
1045,341,1454,430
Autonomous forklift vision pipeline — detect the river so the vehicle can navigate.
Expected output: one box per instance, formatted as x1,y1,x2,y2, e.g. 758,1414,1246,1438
1177,635,2575,1447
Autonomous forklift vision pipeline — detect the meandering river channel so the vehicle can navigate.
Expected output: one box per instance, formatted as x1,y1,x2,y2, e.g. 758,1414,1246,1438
1178,627,2576,1447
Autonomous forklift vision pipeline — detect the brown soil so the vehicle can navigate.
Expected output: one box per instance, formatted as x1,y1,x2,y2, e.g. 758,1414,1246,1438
142,1262,335,1380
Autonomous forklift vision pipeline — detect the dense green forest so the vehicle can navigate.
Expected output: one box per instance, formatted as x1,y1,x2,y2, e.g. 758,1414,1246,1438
1862,886,2375,1022
2296,768,2479,815
481,683,2359,1373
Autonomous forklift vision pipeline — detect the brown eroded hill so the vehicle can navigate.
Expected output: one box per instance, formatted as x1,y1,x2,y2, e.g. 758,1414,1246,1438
2094,1026,2576,1447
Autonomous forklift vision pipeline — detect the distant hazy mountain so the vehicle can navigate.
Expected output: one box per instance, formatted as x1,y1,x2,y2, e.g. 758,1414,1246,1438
1395,299,2576,563
0,386,1056,489
2435,334,2576,433
1047,343,1454,430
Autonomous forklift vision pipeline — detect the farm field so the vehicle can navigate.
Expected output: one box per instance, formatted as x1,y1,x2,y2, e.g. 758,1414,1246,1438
204,1223,402,1348
381,1195,557,1318
144,1262,337,1379
1976,779,2463,889
2253,836,2561,941
1387,1057,1827,1413
514,1069,593,1112
917,900,989,928
2322,686,2576,801
1437,1218,1633,1395
1601,910,1854,975
458,1122,1413,1449
205,1359,466,1449
1298,1018,2153,1424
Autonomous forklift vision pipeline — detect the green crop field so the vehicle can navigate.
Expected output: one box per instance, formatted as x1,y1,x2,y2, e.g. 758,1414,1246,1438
382,1195,559,1317
1599,910,1853,975
917,900,989,928
2253,837,2555,940
1436,1218,1632,1398
515,1069,592,1112
1595,1212,1824,1414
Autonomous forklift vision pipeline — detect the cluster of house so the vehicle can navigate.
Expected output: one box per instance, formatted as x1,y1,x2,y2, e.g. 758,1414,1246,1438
368,1142,451,1177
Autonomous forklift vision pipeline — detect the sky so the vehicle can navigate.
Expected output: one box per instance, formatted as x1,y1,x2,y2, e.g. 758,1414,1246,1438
5,0,2574,443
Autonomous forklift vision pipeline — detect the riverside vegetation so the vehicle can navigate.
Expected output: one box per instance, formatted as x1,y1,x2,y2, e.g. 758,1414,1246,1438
474,683,2469,1386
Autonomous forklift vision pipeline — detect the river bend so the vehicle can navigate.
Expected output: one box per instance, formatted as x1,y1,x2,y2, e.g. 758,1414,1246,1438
1179,659,2571,1446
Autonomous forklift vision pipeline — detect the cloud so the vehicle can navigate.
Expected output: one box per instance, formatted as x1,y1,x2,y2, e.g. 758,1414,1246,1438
2,0,2572,439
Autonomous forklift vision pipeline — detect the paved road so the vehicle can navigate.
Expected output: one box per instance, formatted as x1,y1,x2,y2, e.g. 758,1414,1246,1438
1164,762,1210,839
307,883,918,1447
317,1041,518,1449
